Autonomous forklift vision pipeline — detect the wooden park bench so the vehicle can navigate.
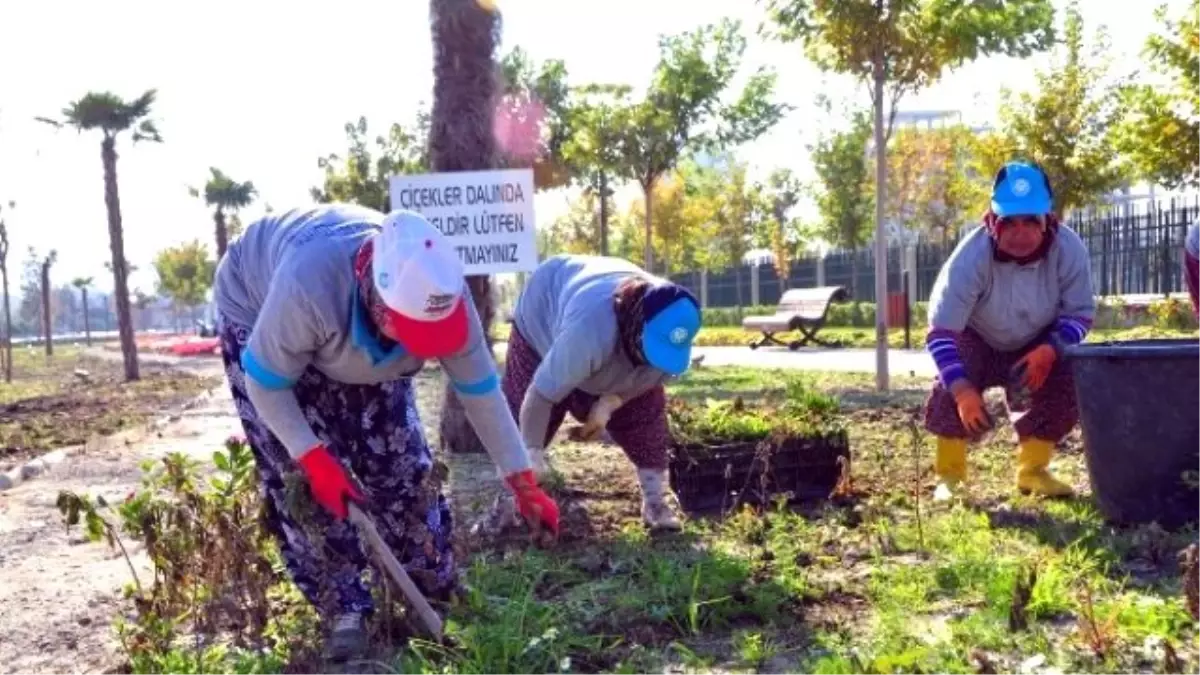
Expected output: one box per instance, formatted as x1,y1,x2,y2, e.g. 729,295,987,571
741,286,850,350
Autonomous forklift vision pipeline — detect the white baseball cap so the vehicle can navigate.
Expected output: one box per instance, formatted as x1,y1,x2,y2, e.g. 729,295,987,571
371,209,468,358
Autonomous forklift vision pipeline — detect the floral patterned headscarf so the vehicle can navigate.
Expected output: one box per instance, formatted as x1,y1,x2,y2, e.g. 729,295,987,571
613,275,650,365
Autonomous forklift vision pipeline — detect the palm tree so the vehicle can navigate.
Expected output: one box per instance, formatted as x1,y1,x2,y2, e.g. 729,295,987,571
40,251,57,356
429,0,501,454
72,277,94,346
37,90,163,381
188,168,256,260
0,200,12,382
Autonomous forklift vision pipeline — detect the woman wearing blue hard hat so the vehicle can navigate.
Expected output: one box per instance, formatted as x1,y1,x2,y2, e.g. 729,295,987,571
495,253,703,531
923,161,1096,500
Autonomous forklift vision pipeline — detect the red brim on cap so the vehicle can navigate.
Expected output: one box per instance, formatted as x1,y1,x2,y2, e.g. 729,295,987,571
380,297,470,359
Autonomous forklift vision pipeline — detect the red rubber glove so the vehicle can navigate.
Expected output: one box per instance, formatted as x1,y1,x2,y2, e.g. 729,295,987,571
505,469,560,538
298,445,363,519
1012,343,1057,393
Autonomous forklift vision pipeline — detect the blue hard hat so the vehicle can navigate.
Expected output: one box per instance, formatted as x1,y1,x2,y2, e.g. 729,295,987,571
991,161,1053,217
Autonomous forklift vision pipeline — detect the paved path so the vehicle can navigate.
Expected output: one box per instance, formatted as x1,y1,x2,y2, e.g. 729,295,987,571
493,342,935,377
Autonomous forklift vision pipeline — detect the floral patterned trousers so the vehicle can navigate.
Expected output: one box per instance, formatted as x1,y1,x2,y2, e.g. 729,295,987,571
218,314,456,617
922,328,1079,443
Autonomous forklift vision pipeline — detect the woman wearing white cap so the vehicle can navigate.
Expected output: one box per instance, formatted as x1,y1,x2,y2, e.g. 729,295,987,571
496,253,703,531
212,203,559,660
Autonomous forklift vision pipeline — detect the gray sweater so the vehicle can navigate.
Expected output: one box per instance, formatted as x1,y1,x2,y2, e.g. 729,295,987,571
511,254,669,449
927,223,1096,351
214,204,530,476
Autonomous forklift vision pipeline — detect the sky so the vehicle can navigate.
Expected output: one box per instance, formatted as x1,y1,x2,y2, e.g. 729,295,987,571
0,0,1188,294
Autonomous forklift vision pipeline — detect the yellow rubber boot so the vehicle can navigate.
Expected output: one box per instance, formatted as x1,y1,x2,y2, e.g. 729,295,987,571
933,436,968,501
1016,438,1074,497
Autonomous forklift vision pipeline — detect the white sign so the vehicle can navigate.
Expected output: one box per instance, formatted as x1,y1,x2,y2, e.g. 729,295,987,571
389,168,538,275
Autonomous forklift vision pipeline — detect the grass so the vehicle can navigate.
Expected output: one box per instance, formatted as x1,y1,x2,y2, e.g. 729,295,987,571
0,345,217,468
55,340,1195,673
394,364,1198,674
491,321,1199,350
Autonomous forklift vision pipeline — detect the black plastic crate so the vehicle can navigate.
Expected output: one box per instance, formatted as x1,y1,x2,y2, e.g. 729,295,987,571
668,431,850,514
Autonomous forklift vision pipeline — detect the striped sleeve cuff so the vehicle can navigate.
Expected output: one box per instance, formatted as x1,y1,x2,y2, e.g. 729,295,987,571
926,327,966,387
1053,315,1093,346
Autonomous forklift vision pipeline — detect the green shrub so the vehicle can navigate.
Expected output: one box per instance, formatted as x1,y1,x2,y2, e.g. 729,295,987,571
1148,297,1199,330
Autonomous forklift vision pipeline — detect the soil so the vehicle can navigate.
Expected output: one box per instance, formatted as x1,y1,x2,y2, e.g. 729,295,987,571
0,353,513,675
0,354,233,674
1,352,215,470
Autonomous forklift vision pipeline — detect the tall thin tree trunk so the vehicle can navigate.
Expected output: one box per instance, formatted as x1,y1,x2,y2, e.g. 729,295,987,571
214,209,229,260
41,261,53,357
1,264,10,382
598,171,609,256
429,0,501,454
643,182,655,272
871,12,890,392
82,288,91,346
102,136,139,381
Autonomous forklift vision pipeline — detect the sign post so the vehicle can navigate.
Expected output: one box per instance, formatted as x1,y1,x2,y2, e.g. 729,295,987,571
389,168,538,275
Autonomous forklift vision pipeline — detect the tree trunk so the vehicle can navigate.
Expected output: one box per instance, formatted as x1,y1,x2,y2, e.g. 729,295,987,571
81,288,91,346
41,261,52,357
429,0,500,455
643,182,655,271
214,208,229,260
101,136,139,381
1,263,10,383
871,12,890,392
598,171,609,256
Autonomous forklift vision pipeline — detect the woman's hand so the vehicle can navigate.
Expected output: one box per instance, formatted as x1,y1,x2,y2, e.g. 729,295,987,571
1012,343,1057,393
298,444,364,519
505,469,560,542
580,395,623,441
949,379,992,435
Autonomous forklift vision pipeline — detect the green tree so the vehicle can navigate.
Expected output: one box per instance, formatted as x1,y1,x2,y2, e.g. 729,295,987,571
811,111,874,298
428,0,502,455
884,125,988,244
497,47,574,191
762,168,805,287
618,18,788,273
0,200,12,382
37,90,163,381
153,241,216,325
189,168,256,260
310,114,430,211
543,193,604,257
707,162,771,305
1112,0,1199,189
971,3,1127,217
762,0,1056,389
562,84,634,255
72,277,94,346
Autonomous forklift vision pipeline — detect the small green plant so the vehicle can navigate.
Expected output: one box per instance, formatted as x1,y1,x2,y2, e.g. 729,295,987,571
667,376,842,448
57,438,320,673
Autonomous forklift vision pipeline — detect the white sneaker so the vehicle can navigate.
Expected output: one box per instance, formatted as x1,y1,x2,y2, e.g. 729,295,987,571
636,468,682,531
642,498,682,531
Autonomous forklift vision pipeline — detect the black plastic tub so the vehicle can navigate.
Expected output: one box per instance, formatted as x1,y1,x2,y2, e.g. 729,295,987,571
1065,338,1199,528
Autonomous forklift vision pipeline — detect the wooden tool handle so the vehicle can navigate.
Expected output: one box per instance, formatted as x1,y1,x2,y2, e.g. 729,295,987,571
347,503,445,640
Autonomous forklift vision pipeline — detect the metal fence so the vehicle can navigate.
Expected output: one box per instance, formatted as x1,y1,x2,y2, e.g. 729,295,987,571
669,196,1200,307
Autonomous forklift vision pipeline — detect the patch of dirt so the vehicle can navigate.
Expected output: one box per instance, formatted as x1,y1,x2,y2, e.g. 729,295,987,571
0,358,234,675
1,354,217,470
